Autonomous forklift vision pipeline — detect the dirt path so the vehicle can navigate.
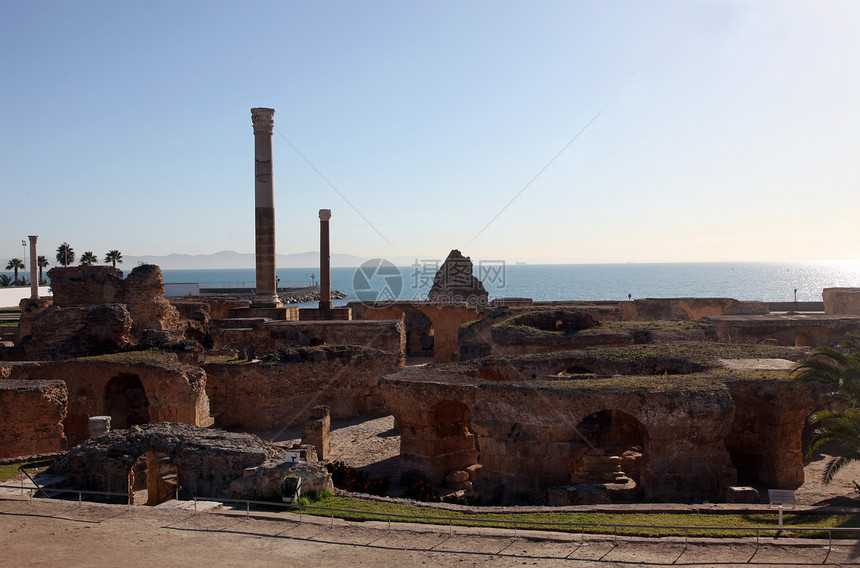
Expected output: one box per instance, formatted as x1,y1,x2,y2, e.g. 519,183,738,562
2,497,860,567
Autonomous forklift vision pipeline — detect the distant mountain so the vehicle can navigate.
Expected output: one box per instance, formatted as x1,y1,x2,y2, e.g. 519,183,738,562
123,250,374,270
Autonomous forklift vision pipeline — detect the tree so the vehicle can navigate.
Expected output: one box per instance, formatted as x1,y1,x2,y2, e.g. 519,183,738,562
792,332,860,484
37,256,49,283
5,258,24,283
104,250,123,268
56,242,75,266
0,274,12,287
79,251,98,265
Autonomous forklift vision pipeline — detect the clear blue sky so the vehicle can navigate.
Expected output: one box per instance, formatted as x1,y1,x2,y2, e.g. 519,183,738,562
2,1,858,267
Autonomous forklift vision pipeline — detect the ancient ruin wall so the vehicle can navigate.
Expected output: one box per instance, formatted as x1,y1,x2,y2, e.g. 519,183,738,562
704,315,860,347
823,288,860,316
724,379,824,487
50,422,280,500
48,266,125,307
629,298,769,321
0,379,67,458
380,367,739,503
123,264,181,340
204,346,402,430
24,304,134,361
212,320,405,361
9,356,213,445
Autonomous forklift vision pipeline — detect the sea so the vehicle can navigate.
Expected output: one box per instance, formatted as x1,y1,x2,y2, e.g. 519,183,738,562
156,261,860,308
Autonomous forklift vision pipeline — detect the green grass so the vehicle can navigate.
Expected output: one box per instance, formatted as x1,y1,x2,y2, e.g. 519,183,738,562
0,458,54,482
293,495,860,538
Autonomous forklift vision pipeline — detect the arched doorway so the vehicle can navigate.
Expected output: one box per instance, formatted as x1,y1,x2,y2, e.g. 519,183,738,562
404,309,434,357
104,374,150,429
571,409,645,494
128,451,180,506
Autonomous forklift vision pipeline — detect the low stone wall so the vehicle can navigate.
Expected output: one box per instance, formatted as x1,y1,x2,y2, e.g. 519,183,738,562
0,379,67,458
204,346,402,431
212,320,405,361
628,298,769,321
9,354,213,445
703,314,860,347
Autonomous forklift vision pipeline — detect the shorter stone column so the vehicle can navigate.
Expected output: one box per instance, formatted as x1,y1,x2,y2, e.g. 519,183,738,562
88,415,111,438
302,405,331,460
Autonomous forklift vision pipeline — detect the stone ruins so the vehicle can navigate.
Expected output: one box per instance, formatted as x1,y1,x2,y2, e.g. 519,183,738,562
2,105,860,506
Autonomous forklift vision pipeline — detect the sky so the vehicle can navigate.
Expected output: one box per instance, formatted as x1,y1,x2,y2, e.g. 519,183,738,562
2,0,859,267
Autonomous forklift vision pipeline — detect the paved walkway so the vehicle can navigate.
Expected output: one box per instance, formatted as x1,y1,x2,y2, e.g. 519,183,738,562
3,495,860,567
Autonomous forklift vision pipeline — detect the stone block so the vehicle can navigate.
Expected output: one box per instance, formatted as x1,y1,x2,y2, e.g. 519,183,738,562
726,486,760,504
88,416,111,438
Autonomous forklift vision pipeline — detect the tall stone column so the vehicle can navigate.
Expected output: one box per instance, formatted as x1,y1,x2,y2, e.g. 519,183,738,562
28,235,38,299
251,107,281,307
319,209,332,310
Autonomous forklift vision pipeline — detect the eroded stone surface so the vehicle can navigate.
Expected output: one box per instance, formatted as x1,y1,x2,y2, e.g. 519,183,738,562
50,422,281,500
0,379,67,459
427,250,488,308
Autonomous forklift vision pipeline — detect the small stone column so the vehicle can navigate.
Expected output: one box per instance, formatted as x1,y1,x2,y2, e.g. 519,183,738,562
88,415,111,438
302,405,331,460
319,209,332,310
28,235,38,299
251,107,281,308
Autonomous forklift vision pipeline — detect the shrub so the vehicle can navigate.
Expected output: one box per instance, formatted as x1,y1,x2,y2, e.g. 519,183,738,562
326,461,390,496
401,479,441,502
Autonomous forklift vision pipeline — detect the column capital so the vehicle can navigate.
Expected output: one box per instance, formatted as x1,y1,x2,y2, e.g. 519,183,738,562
319,209,332,221
28,235,37,243
251,107,275,134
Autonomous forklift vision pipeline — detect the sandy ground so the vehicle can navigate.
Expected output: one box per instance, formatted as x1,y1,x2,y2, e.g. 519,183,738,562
3,414,860,566
3,494,860,567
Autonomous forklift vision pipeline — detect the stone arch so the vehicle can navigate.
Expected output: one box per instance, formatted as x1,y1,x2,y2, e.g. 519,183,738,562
570,409,647,496
104,374,150,429
129,450,180,506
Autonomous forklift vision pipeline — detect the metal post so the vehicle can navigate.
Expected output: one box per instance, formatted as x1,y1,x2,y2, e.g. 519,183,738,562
778,505,783,529
246,501,250,517
514,521,517,539
449,519,453,537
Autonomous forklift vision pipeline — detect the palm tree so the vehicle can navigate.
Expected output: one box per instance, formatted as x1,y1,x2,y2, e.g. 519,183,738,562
0,274,12,287
5,258,24,283
37,256,49,283
104,250,123,268
56,242,75,266
803,409,860,484
792,332,860,483
79,251,98,266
